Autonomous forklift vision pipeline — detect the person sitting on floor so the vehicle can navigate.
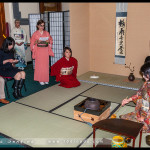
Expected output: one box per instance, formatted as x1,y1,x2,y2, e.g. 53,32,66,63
0,77,9,104
144,56,150,64
51,47,80,88
0,37,26,99
121,62,150,133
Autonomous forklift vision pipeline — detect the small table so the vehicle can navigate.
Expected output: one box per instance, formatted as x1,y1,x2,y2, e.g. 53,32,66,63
92,118,144,148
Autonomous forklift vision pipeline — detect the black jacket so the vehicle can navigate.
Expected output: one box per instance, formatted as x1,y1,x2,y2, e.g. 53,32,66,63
0,49,15,70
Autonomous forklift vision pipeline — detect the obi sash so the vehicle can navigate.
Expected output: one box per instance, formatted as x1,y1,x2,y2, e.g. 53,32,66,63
37,41,48,47
60,66,74,75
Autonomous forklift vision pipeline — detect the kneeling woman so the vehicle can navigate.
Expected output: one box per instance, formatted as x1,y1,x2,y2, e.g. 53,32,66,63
121,62,150,133
0,37,26,99
51,47,80,88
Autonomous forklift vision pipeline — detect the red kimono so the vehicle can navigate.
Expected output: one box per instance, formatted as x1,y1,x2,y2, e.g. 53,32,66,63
51,57,80,88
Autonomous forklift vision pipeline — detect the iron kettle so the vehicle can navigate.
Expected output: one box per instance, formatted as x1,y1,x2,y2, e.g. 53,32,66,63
84,98,100,110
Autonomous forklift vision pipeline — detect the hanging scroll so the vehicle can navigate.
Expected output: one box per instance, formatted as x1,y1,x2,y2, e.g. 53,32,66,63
115,3,128,65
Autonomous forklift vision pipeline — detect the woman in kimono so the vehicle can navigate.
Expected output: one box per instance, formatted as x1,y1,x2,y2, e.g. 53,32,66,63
121,62,150,133
11,19,27,70
51,47,80,88
30,20,54,85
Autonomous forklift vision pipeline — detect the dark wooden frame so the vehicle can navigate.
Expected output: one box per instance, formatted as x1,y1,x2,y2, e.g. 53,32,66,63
0,2,6,47
39,2,61,13
92,118,144,148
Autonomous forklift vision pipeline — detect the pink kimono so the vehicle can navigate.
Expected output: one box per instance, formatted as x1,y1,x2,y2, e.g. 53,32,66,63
30,30,54,82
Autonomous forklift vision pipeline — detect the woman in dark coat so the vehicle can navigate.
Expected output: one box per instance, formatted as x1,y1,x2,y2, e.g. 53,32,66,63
0,37,26,99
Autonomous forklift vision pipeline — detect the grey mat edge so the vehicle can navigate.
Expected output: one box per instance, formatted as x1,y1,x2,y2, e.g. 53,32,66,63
0,96,134,148
15,84,98,113
15,83,60,102
79,79,139,91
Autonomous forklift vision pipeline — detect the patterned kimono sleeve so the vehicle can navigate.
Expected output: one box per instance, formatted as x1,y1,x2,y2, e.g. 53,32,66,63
141,85,150,121
131,95,138,103
131,83,145,104
135,100,142,118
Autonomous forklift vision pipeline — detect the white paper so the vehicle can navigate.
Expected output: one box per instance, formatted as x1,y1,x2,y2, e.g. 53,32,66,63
39,37,49,41
90,75,99,79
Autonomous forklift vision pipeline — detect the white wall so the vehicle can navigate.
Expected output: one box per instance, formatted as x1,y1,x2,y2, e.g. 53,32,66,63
4,2,40,62
61,3,70,11
4,2,69,42
4,2,69,63
4,3,14,34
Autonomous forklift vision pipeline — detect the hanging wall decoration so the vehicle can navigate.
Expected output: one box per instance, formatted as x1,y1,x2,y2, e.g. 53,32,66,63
115,3,128,65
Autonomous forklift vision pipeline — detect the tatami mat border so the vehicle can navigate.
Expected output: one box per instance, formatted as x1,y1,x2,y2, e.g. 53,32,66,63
15,94,121,148
0,132,31,148
76,98,121,147
78,80,139,91
7,82,135,148
51,95,119,123
15,101,49,113
77,131,93,148
15,84,98,113
49,84,98,113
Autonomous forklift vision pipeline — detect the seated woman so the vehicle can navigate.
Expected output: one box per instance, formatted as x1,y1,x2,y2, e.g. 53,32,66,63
0,37,26,99
121,62,150,133
51,47,80,88
0,77,9,104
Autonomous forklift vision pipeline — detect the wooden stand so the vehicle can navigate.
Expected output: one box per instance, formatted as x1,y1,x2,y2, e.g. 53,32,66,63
74,98,111,124
74,107,110,124
92,118,144,148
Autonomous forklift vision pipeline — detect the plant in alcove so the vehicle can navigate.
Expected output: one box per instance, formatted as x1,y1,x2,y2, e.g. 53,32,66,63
125,63,135,81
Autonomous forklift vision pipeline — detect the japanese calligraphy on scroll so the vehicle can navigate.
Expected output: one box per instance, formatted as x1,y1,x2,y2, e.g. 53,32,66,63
115,12,127,65
115,3,128,65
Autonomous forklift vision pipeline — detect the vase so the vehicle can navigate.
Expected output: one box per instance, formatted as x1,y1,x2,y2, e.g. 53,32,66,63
128,73,135,81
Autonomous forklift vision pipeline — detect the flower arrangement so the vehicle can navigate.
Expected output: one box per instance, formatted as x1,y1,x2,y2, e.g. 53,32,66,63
125,63,135,73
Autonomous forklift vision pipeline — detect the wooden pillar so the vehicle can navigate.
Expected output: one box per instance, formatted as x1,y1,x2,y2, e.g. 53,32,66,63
0,2,6,47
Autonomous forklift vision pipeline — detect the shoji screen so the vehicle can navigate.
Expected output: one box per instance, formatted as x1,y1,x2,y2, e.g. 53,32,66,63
28,14,41,69
49,12,64,66
48,11,70,66
28,14,41,37
29,11,70,69
64,11,70,48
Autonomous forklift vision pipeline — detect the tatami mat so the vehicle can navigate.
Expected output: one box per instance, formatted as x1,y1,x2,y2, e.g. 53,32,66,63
81,105,149,148
1,71,147,148
81,128,149,148
81,84,137,106
53,95,119,119
114,104,135,117
0,102,93,147
78,71,143,90
16,82,95,111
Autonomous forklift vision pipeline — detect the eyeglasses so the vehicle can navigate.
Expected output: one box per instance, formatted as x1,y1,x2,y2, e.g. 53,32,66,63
40,24,45,27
